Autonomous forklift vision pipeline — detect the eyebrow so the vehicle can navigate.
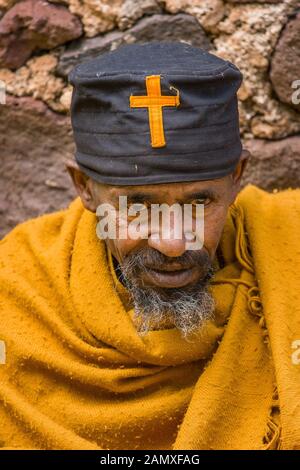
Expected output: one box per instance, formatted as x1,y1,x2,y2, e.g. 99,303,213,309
118,189,217,204
123,192,156,204
183,189,217,202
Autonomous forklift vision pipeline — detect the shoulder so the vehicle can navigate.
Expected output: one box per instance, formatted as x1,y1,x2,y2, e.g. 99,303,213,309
0,197,84,273
236,184,300,215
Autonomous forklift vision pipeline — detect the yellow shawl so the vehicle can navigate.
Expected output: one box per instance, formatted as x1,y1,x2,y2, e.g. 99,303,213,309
0,184,300,450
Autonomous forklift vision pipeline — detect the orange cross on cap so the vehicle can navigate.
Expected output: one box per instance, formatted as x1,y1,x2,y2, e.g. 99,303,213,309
130,75,180,148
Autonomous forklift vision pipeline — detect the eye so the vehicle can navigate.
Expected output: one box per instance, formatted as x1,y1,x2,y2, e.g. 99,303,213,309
191,197,212,206
189,198,212,218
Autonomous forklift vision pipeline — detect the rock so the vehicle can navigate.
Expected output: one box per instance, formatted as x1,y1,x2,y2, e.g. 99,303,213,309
59,84,73,111
48,0,69,4
241,136,300,191
270,12,300,112
214,2,300,138
226,0,282,3
249,80,300,139
58,13,212,77
0,0,83,69
118,0,161,30
63,0,123,38
251,111,300,139
0,0,16,20
0,54,68,113
0,95,76,238
158,0,225,33
0,0,17,10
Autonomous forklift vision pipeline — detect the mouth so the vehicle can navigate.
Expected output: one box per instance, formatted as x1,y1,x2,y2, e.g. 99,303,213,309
141,265,200,288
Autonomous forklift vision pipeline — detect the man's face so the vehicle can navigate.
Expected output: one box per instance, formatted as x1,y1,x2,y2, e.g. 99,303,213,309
67,156,247,337
93,177,235,280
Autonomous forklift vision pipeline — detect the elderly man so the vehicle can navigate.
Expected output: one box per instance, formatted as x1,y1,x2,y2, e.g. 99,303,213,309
0,42,299,451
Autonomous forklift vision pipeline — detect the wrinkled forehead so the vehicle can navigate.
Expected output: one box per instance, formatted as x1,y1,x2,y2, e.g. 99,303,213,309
92,177,232,204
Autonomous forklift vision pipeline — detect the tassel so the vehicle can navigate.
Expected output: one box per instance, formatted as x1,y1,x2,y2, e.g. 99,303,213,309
220,203,282,450
262,387,281,450
230,203,254,274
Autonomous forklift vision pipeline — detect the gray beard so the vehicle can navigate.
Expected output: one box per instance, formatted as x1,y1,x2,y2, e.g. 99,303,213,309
117,249,216,339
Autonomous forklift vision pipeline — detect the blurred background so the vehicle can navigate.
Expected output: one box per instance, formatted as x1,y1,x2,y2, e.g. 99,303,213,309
0,0,299,237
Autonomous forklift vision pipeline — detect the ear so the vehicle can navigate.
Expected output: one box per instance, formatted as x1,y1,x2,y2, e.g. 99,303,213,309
64,158,98,212
232,149,251,185
228,149,251,204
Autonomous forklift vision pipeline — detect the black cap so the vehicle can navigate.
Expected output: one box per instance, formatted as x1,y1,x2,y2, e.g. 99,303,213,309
68,42,243,185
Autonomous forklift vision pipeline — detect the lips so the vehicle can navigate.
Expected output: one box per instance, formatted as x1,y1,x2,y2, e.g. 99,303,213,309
141,265,200,288
144,263,193,272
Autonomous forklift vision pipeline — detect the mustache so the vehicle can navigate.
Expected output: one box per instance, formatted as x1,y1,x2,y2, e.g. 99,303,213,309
118,246,213,283
123,247,211,269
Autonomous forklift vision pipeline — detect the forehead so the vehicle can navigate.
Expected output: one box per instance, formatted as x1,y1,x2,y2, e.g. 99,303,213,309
96,177,232,203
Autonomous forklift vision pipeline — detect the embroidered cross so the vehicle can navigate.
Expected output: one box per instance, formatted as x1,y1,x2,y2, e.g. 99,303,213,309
130,75,180,148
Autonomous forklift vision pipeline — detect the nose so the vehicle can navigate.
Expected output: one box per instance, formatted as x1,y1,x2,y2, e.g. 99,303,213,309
147,207,197,258
148,221,187,258
148,233,187,257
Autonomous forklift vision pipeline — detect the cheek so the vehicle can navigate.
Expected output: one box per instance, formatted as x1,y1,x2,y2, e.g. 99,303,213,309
107,238,144,263
203,205,229,254
98,205,147,262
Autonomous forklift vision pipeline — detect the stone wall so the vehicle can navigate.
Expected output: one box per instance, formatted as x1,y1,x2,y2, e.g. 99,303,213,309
0,0,299,237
